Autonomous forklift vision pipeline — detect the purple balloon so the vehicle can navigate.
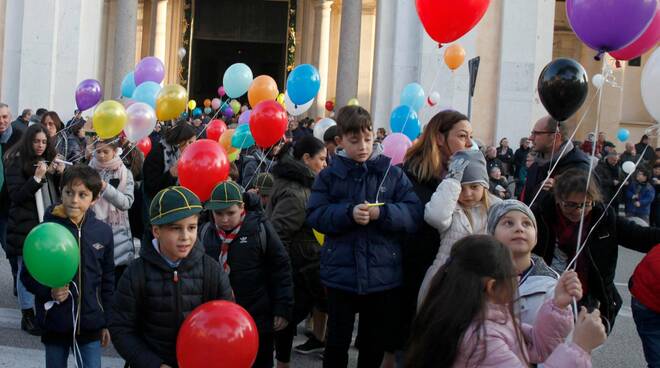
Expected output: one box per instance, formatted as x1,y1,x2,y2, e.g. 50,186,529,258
134,56,165,85
75,79,102,111
238,109,251,126
567,0,656,54
222,106,234,119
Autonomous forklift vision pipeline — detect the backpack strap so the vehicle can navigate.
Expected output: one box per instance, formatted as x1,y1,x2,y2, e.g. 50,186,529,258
202,256,217,302
259,222,267,255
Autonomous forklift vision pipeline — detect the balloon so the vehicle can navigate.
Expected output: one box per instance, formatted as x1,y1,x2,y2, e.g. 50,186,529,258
228,148,241,162
313,229,325,246
132,81,161,109
610,8,660,61
641,48,660,122
592,74,605,89
75,79,103,111
232,124,255,149
177,47,186,61
178,139,229,202
286,64,321,105
250,100,288,148
617,128,630,142
206,119,227,142
23,223,79,288
180,112,189,120
238,109,252,126
382,133,413,166
136,136,152,157
416,0,491,44
156,84,188,121
444,43,466,70
177,301,259,368
428,91,440,106
203,99,211,108
93,100,128,139
347,98,360,106
566,0,656,54
211,98,221,110
223,63,253,98
188,100,196,111
121,72,137,98
276,93,285,105
192,107,202,117
220,129,235,151
230,100,241,115
203,107,212,115
125,102,157,143
313,118,336,141
390,105,421,141
222,106,234,119
622,161,636,175
217,86,226,97
248,75,279,108
134,56,165,85
400,83,425,112
325,100,335,112
284,91,314,116
537,58,589,122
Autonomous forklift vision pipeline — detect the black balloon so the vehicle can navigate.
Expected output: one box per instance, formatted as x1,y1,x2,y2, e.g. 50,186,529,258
537,58,589,122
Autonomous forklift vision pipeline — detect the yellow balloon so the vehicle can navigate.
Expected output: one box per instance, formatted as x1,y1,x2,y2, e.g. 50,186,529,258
228,148,241,162
188,100,197,111
347,98,360,106
313,229,325,246
276,93,285,105
156,84,188,121
93,101,127,139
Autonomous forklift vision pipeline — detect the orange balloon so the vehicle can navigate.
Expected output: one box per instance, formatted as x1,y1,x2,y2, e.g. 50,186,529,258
219,128,235,151
203,98,211,108
444,43,466,71
248,75,279,108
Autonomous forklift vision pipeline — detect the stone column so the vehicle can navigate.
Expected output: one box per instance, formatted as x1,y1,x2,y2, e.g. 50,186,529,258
311,0,333,118
390,0,421,112
370,0,396,129
302,0,316,65
112,0,138,97
334,0,361,108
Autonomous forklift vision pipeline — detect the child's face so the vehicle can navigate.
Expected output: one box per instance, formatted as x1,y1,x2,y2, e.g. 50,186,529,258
339,131,373,163
458,183,485,207
493,211,537,258
212,204,244,231
61,180,96,224
32,132,48,157
95,145,116,163
490,168,501,180
152,215,198,261
654,167,660,177
637,172,648,183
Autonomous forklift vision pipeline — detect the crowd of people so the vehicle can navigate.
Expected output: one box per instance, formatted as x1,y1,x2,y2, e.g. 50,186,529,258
0,100,658,368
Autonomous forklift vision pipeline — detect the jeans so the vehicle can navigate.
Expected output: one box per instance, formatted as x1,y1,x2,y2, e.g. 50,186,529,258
16,256,35,310
632,297,660,368
45,340,101,368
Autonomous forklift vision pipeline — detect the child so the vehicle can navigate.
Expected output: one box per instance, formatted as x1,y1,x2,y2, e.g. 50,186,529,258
306,106,423,367
110,186,234,368
650,164,660,226
418,149,501,305
489,166,511,199
407,235,606,367
89,139,135,283
625,167,655,224
254,172,275,208
20,165,114,367
200,181,293,368
322,125,339,165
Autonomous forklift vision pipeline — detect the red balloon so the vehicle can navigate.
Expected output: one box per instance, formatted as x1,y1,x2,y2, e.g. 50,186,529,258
416,0,491,44
249,100,288,149
177,301,259,368
325,100,334,112
177,139,229,202
206,119,227,142
610,8,660,61
136,137,152,157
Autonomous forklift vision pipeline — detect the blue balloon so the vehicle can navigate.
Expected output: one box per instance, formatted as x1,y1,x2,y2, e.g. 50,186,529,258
203,107,212,115
232,123,255,149
617,128,630,142
121,72,136,98
223,63,253,98
400,83,425,112
287,64,321,105
390,105,420,141
131,81,161,108
180,111,189,119
192,107,202,117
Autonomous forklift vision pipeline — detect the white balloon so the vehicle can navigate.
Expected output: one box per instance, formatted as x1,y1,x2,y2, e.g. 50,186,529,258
622,161,636,174
177,47,187,60
592,74,605,89
428,91,440,106
313,118,336,141
642,48,660,122
285,91,313,116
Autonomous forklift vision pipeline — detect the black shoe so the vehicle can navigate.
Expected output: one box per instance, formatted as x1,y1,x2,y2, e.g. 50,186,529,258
21,309,41,336
294,336,325,355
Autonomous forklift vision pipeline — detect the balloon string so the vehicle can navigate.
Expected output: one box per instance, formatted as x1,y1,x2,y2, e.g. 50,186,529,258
68,137,118,163
120,143,137,161
195,98,231,139
243,145,276,189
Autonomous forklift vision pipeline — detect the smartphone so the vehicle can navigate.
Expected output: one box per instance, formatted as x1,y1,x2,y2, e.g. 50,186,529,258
109,178,120,188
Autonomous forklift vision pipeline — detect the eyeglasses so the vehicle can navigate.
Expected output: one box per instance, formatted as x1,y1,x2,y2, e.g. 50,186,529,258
560,201,593,210
530,130,556,137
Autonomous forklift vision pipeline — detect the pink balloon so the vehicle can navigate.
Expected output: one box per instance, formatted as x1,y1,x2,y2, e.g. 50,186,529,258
610,8,660,61
211,98,221,110
382,133,412,166
217,86,226,97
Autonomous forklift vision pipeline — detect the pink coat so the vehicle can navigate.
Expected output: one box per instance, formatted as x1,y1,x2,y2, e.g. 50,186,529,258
453,300,591,368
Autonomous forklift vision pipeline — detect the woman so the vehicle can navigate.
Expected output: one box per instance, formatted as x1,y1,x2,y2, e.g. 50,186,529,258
497,137,514,177
532,168,660,332
39,111,67,159
266,135,327,367
4,124,64,335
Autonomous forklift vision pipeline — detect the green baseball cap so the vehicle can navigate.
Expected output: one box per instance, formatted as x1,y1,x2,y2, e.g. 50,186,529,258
205,181,245,211
254,173,274,196
149,186,203,225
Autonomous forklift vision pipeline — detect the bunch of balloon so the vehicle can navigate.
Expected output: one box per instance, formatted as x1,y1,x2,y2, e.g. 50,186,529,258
122,57,166,110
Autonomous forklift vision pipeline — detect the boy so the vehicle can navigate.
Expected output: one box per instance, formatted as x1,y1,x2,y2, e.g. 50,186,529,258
306,106,423,367
323,125,339,165
21,164,114,368
110,186,233,368
199,181,293,368
253,172,274,208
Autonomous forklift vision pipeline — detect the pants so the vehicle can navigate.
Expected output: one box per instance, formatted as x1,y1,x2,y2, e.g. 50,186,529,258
16,256,35,310
253,331,274,368
632,297,660,368
0,215,16,295
324,288,396,368
45,340,101,368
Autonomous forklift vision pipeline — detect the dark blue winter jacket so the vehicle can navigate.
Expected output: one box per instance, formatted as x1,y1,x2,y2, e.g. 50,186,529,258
306,153,422,294
625,181,655,218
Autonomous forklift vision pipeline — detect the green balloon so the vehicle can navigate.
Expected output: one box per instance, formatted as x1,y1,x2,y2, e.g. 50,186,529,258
230,100,241,115
23,223,79,288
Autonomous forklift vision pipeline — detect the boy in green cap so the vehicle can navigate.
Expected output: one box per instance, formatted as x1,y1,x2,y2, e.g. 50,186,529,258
199,181,293,368
110,186,234,368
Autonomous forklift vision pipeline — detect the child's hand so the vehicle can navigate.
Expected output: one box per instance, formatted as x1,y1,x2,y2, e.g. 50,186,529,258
635,201,641,208
101,328,111,347
273,316,288,331
51,285,70,303
353,203,370,225
554,270,582,309
445,157,469,182
366,201,380,220
573,307,607,353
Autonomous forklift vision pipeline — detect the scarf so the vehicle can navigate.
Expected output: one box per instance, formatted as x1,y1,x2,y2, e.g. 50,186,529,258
552,205,591,294
215,210,246,274
161,138,180,174
89,155,128,226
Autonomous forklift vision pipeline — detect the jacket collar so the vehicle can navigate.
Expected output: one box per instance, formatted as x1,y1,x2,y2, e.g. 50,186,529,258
140,236,205,272
331,153,391,180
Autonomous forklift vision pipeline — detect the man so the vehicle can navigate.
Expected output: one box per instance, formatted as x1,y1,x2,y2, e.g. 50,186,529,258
11,109,31,135
65,109,83,128
620,142,640,166
596,152,623,210
30,108,47,126
485,146,503,174
520,115,591,205
513,138,531,179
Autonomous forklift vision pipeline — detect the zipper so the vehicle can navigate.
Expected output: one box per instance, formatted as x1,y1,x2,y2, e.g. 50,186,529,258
174,269,182,325
76,224,82,335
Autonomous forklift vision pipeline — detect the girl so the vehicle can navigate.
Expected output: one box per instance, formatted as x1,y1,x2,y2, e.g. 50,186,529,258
89,139,135,282
406,235,605,367
625,167,655,224
4,124,64,335
497,137,514,177
418,149,501,305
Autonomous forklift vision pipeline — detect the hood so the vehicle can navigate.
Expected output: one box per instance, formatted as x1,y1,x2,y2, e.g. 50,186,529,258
272,153,315,188
140,235,206,272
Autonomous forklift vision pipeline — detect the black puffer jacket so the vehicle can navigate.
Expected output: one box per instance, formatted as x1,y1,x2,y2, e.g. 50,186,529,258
110,240,233,368
142,140,178,201
200,193,293,332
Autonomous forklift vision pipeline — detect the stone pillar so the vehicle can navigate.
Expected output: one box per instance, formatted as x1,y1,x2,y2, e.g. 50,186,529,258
334,0,361,108
389,0,422,114
112,0,138,97
302,0,316,65
311,0,333,118
370,0,396,129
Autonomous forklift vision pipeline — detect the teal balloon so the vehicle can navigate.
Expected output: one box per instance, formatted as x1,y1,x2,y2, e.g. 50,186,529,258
223,63,253,98
617,128,630,142
400,83,425,112
23,223,79,288
132,81,161,109
390,105,420,141
121,72,136,98
203,107,212,115
232,123,255,149
192,107,202,117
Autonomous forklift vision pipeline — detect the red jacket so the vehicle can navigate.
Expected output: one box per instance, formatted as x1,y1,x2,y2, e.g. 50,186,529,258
630,244,660,313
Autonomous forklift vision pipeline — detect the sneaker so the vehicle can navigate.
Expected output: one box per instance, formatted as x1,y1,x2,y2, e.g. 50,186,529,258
21,309,41,336
294,336,325,355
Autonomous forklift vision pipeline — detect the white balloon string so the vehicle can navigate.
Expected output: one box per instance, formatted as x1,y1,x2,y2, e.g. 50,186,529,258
243,145,276,190
70,281,82,368
120,143,137,160
69,137,118,163
195,98,230,139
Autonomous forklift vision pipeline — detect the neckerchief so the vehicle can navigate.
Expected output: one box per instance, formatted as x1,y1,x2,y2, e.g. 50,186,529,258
216,210,246,274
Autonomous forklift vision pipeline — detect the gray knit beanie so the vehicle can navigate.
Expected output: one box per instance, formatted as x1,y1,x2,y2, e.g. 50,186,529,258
487,199,537,235
453,150,489,188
